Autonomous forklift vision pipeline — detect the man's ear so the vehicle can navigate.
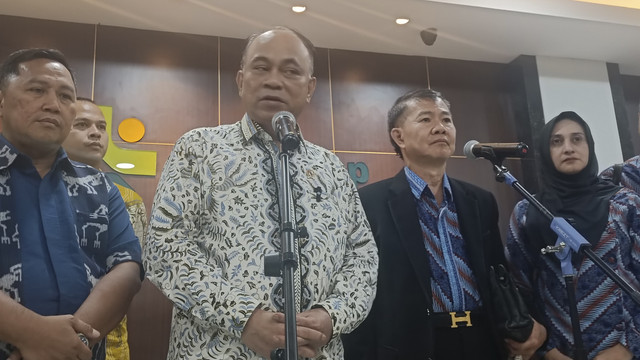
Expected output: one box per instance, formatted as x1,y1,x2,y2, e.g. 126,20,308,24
236,70,244,96
306,76,317,103
390,128,404,149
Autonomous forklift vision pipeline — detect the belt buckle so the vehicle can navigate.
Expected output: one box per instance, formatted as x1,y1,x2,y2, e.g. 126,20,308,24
449,311,472,328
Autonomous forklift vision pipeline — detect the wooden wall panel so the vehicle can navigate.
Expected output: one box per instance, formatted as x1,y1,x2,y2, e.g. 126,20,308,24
330,50,428,153
335,152,404,185
219,37,245,125
0,14,94,98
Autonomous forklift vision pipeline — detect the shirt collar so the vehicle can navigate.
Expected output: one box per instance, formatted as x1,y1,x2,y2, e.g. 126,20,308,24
404,166,453,202
240,114,275,145
0,134,72,173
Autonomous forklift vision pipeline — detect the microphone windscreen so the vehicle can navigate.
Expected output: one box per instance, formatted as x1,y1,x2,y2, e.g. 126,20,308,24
463,140,479,159
272,111,296,132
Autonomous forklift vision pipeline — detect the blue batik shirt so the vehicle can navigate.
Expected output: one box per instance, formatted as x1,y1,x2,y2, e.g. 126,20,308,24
0,135,142,360
405,167,482,312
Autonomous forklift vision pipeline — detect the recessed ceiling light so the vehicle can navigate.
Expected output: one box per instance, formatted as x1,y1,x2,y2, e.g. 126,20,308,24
292,5,306,13
395,18,410,25
116,163,136,169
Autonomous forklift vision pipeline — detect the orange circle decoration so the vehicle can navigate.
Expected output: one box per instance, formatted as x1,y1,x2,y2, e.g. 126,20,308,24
118,117,146,143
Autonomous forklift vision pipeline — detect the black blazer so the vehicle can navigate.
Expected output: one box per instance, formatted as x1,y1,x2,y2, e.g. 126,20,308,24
343,170,506,359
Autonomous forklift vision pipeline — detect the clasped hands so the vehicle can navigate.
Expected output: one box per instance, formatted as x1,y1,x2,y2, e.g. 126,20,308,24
8,315,100,360
241,307,333,358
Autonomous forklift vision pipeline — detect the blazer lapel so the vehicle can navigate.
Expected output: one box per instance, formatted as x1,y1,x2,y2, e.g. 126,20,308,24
387,171,434,304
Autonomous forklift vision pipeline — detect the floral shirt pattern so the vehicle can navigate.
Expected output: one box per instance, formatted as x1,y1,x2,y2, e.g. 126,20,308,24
144,115,378,359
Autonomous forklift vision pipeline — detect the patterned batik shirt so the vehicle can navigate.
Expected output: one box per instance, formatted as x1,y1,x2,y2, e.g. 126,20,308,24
600,155,640,193
0,136,142,360
404,167,482,312
506,190,640,358
144,115,378,359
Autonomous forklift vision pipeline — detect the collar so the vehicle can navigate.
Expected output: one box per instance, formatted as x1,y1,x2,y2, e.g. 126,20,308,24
404,166,453,202
240,114,275,145
0,134,73,173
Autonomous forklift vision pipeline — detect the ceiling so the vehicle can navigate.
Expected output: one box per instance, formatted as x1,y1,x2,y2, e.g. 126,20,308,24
2,0,640,75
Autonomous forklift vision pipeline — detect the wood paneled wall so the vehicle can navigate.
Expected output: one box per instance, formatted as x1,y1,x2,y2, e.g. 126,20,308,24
6,13,638,360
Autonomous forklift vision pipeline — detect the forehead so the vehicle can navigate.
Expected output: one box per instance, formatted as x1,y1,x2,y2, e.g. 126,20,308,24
14,58,74,85
405,97,450,114
552,119,584,135
74,101,105,120
245,30,311,65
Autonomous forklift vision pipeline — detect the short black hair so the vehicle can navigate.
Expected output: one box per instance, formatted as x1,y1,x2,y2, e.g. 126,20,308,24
0,48,76,91
240,26,316,75
387,88,450,158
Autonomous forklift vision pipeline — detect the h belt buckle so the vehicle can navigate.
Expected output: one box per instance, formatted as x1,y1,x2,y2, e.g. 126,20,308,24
449,311,472,328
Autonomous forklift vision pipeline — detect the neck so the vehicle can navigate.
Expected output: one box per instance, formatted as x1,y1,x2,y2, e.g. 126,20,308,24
30,151,59,178
406,160,447,205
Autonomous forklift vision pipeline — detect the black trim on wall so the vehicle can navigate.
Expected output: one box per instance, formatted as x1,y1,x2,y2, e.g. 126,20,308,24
503,55,544,193
608,63,635,160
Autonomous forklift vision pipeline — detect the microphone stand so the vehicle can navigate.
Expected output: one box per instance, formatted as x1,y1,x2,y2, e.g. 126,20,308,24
485,152,640,360
264,139,301,360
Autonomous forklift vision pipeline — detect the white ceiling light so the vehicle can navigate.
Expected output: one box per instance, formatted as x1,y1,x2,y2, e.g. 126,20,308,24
292,5,307,13
395,17,410,25
116,163,136,169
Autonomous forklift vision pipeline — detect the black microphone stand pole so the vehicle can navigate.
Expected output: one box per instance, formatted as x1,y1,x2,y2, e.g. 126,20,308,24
264,139,301,360
486,153,640,360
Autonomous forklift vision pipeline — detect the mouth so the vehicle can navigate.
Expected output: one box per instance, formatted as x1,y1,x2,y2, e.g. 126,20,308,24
260,95,286,104
37,118,60,127
431,139,449,145
86,142,102,149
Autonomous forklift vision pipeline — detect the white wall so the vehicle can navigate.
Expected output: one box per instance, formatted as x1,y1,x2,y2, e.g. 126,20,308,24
536,56,622,172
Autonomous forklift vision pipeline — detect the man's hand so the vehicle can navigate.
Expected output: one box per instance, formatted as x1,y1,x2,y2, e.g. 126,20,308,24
290,307,332,357
543,348,572,360
505,319,547,360
241,308,286,358
593,343,632,360
10,314,99,360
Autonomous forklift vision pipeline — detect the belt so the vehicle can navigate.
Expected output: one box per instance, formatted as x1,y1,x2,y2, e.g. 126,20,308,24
429,310,485,328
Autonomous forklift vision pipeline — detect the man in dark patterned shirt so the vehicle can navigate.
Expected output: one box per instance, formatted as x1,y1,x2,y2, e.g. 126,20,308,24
0,48,142,360
342,88,546,360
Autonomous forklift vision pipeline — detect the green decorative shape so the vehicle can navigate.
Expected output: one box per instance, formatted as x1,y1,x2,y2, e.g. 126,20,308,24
348,162,369,185
100,105,157,176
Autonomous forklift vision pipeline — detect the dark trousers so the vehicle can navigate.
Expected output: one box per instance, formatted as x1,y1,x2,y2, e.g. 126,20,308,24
432,322,504,360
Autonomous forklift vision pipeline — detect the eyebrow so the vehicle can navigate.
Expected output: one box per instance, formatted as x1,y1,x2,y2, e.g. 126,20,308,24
25,78,75,93
250,56,302,68
416,109,451,117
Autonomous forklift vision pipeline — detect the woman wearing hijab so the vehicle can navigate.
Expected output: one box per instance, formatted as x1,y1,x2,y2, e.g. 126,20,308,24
506,111,640,359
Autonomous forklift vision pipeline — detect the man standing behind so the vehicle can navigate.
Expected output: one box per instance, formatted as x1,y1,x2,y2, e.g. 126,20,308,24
600,104,640,190
62,97,148,360
143,26,378,359
0,48,142,360
342,89,545,359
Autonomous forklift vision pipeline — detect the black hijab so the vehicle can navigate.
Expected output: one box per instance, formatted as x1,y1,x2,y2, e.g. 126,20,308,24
524,111,620,252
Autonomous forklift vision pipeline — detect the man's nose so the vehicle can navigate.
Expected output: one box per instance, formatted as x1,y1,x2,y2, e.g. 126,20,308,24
88,125,102,138
264,69,284,87
432,121,447,133
42,90,61,112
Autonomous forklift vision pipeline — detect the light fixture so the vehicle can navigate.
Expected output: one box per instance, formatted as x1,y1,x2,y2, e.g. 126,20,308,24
116,163,136,169
292,5,306,13
395,18,410,25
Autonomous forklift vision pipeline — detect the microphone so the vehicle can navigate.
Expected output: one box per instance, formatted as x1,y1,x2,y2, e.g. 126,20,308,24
463,140,529,160
271,111,301,151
